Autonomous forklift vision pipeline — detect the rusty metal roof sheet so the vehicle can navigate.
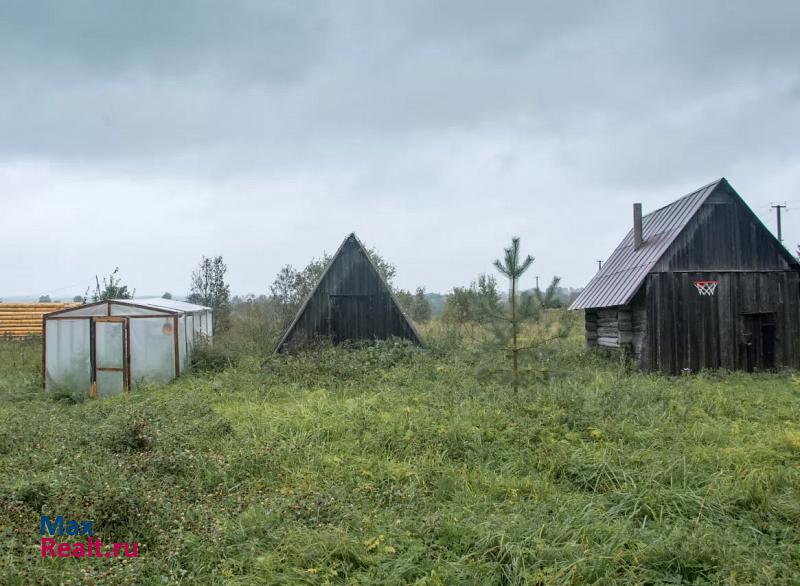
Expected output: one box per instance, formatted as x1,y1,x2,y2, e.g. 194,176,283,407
569,178,724,310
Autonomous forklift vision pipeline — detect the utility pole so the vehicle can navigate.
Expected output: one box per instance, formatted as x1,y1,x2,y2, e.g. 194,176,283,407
772,203,787,242
597,259,603,272
535,275,540,290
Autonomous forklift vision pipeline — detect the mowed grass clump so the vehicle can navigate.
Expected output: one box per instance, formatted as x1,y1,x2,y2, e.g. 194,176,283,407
0,332,799,584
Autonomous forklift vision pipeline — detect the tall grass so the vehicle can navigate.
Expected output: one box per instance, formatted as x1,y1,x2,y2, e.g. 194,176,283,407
0,322,798,584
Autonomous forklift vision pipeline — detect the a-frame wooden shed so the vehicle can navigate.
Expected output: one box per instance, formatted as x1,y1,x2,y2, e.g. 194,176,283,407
570,178,800,374
274,233,423,353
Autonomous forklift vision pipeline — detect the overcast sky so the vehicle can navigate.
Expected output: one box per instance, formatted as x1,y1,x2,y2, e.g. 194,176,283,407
1,1,799,299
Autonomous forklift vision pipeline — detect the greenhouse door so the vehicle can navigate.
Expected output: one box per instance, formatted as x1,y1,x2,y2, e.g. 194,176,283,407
92,318,128,397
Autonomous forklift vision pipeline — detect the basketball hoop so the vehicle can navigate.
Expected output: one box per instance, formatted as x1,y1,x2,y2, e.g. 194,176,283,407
694,280,719,296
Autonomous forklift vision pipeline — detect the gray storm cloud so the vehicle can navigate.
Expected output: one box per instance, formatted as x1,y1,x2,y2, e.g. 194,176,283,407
1,1,798,297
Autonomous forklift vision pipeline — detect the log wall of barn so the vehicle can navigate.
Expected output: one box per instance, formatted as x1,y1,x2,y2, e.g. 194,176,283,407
584,305,643,357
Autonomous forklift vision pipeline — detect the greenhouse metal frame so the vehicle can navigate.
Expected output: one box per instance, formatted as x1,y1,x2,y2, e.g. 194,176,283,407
43,298,212,397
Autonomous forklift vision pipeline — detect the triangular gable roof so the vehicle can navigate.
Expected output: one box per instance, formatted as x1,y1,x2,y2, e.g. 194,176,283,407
274,233,423,352
570,178,798,310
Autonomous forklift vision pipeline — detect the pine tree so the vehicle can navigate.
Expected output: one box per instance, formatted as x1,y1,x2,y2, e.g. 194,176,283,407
493,238,534,385
450,237,570,390
534,276,563,308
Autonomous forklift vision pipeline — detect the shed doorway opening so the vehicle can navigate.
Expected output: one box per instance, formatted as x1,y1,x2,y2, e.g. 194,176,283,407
93,317,128,397
739,313,776,372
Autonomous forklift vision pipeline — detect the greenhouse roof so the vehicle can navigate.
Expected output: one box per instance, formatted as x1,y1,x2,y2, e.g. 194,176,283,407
134,298,211,312
44,298,210,318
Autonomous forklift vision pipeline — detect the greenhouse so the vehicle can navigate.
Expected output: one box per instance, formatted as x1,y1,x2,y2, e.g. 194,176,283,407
43,298,212,396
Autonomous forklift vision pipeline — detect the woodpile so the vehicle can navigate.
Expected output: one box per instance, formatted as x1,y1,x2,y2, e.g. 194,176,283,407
0,303,78,337
586,308,634,348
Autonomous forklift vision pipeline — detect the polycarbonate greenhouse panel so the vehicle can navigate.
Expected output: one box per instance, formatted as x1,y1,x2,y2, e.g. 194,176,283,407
52,304,110,317
186,314,195,354
193,313,202,336
95,370,125,396
129,317,176,387
45,319,91,392
95,322,124,369
178,315,187,371
133,298,210,313
110,303,172,317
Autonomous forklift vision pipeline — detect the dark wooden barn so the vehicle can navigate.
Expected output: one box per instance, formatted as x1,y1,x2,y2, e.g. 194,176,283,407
275,233,423,352
570,178,800,374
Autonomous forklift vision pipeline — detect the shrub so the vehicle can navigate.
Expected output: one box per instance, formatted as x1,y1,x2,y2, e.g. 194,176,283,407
190,337,239,373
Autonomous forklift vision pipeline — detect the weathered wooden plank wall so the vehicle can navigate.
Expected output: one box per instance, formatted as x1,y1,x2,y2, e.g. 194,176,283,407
654,192,794,273
645,271,800,374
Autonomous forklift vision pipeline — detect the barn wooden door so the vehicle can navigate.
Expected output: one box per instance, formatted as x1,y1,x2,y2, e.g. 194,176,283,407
92,317,129,396
739,313,776,372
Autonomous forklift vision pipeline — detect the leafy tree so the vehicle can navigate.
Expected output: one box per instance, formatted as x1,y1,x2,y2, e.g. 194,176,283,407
162,292,173,300
93,268,134,301
394,289,414,315
395,287,432,323
444,274,501,324
72,295,84,303
411,287,432,323
38,295,52,303
365,247,396,288
269,261,321,327
188,256,231,331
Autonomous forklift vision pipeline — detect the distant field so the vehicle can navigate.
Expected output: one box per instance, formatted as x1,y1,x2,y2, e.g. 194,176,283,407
1,326,799,584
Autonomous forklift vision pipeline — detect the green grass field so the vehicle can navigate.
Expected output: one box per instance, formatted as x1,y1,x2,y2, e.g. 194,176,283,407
1,326,799,584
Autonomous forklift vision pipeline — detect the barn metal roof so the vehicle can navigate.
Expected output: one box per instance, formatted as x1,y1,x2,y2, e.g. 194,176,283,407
569,178,724,310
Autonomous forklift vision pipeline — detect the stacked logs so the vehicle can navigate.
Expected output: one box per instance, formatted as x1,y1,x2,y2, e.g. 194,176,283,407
585,309,599,346
0,303,78,338
585,308,633,348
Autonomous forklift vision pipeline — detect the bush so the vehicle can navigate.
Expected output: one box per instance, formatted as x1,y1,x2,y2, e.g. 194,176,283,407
190,337,239,373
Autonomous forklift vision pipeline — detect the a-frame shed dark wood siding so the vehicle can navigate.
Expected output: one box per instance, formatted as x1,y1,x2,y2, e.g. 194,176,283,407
642,182,800,373
275,234,422,352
